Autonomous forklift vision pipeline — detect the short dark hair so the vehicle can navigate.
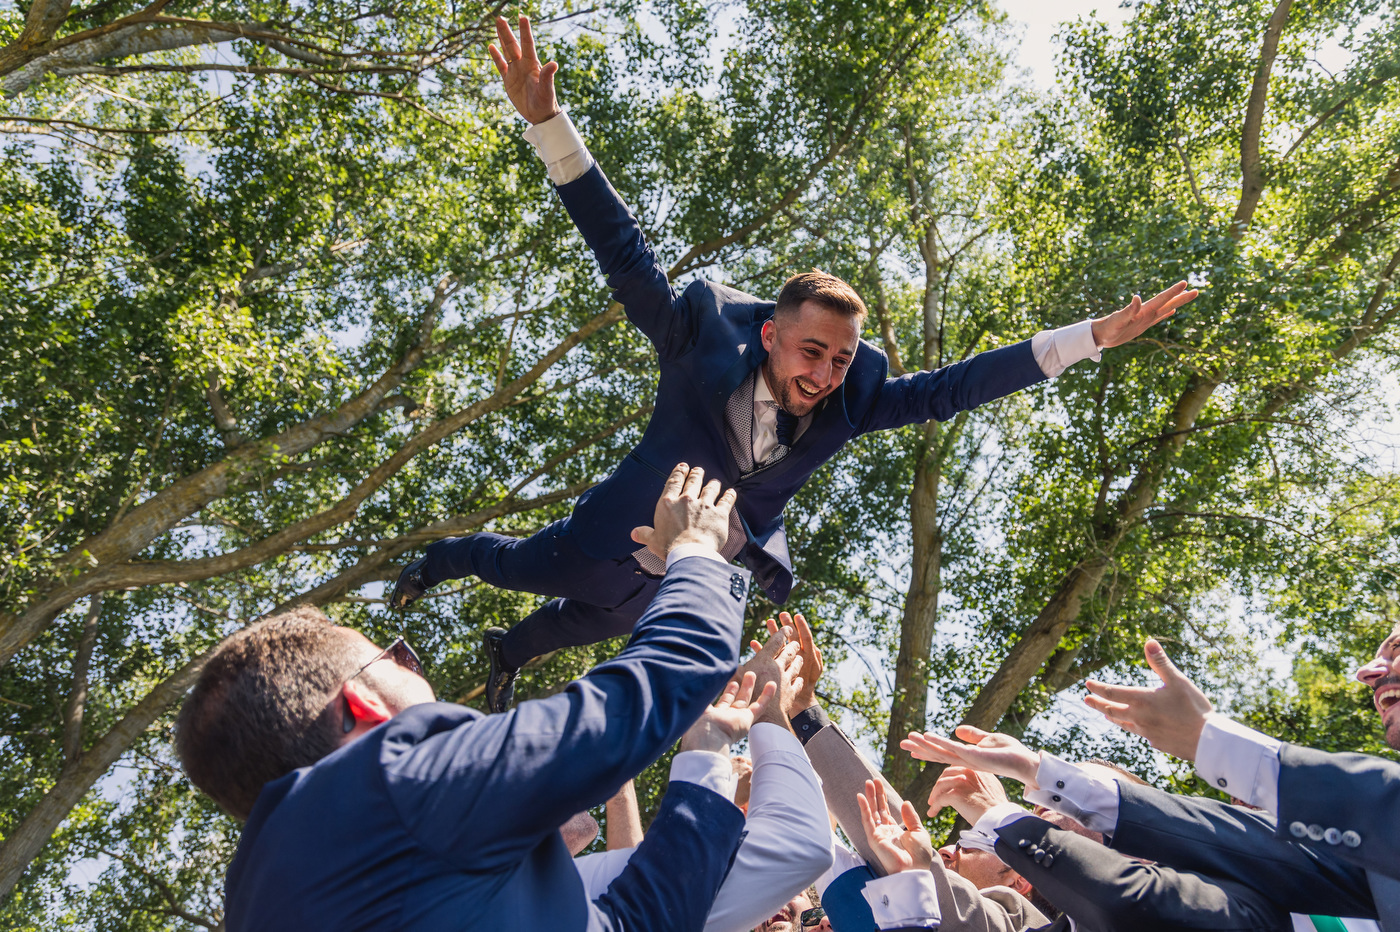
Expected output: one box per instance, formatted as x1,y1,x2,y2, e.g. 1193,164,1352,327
175,606,361,820
775,270,867,322
1082,758,1151,786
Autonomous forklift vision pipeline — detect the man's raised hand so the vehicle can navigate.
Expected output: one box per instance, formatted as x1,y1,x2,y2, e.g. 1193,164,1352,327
1083,638,1214,761
857,778,934,875
680,670,776,753
1090,280,1199,349
631,464,737,559
926,765,1010,825
488,15,560,124
900,725,1041,790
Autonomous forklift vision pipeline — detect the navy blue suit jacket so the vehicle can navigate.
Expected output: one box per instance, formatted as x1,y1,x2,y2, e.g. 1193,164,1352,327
223,557,751,931
556,165,1047,602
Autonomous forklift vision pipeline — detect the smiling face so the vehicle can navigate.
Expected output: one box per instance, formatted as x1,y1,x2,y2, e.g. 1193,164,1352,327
756,891,814,932
760,301,861,417
1356,625,1400,751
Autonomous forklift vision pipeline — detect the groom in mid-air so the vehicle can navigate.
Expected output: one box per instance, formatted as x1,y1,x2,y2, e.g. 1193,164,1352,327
393,16,1199,712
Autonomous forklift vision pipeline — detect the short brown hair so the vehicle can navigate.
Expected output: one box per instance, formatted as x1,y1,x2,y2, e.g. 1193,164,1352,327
775,270,867,321
175,606,361,820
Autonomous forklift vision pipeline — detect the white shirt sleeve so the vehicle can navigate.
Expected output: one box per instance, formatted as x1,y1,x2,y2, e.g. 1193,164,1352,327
1194,712,1283,811
817,836,867,896
665,543,730,571
702,722,834,932
521,110,595,185
861,871,943,930
1030,319,1101,377
573,847,632,900
1023,752,1123,835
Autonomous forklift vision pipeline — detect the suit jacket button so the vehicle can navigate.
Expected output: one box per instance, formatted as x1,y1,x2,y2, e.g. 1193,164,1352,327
1289,821,1309,839
1307,824,1325,842
1056,780,1065,789
1342,830,1362,848
1017,838,1032,848
1324,827,1342,846
729,574,746,599
1033,849,1047,863
1216,777,1228,788
1042,854,1054,867
1051,795,1061,802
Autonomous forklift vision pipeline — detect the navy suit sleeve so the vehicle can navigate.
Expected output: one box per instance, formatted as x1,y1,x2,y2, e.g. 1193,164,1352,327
594,780,746,932
381,557,749,871
554,163,699,360
1111,782,1377,920
857,340,1047,436
993,815,1288,931
1277,743,1400,882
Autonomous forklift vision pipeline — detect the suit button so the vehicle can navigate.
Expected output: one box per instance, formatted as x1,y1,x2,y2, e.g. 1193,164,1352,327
1042,854,1054,868
1307,824,1325,842
1056,780,1065,789
1034,849,1047,863
1051,795,1061,802
1289,821,1309,838
1216,777,1228,788
1323,827,1341,845
1017,839,1032,848
729,574,746,599
1342,830,1362,848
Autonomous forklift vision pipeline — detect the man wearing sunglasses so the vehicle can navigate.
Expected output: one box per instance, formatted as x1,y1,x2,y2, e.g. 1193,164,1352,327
176,464,755,932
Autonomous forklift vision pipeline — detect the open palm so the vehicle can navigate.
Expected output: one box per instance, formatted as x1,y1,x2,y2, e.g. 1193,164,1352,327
488,16,560,125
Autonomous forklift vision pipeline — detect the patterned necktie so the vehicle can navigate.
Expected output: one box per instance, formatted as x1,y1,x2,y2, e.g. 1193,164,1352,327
774,407,799,448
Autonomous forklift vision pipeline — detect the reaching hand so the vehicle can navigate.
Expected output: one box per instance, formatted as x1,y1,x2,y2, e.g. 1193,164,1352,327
1090,281,1198,349
631,464,737,559
1083,638,1213,761
926,765,1010,824
488,15,561,125
681,671,777,753
758,611,823,718
858,778,934,875
741,624,800,727
900,726,1041,790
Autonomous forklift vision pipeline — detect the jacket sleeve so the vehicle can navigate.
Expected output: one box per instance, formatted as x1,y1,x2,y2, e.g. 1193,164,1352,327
1276,743,1400,882
857,340,1046,435
553,162,700,360
1111,781,1378,920
382,557,751,871
994,814,1290,932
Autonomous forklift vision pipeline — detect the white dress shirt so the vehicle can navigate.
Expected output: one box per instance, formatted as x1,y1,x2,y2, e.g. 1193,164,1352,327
573,722,832,932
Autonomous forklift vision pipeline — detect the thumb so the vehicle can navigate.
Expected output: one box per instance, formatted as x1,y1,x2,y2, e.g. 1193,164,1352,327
630,526,654,546
899,799,921,832
1144,638,1183,684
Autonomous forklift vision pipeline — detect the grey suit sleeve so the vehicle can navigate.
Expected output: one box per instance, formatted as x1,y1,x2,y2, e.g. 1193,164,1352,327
1276,743,1400,881
993,815,1290,931
799,713,904,874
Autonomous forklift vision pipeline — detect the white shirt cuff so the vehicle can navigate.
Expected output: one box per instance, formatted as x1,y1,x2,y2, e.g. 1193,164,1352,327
862,871,942,930
967,802,1034,866
1023,752,1122,835
1030,318,1101,378
1195,713,1283,811
670,749,737,799
665,542,728,572
521,110,595,185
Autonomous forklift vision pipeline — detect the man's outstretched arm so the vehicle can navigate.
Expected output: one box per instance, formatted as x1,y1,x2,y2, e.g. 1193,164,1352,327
860,282,1198,434
491,16,701,360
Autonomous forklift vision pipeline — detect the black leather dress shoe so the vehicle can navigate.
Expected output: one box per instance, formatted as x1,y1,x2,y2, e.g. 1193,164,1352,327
389,558,430,609
483,627,520,714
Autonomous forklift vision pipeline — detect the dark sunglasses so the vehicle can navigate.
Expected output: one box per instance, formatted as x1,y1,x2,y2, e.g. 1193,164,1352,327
799,907,825,929
342,637,425,734
350,636,424,680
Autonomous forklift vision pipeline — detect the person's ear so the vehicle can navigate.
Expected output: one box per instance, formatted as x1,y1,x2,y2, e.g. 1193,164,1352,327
1009,872,1032,897
341,679,392,736
761,319,776,351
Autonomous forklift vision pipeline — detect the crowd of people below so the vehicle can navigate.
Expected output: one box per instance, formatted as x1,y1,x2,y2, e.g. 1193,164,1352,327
172,465,1399,931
